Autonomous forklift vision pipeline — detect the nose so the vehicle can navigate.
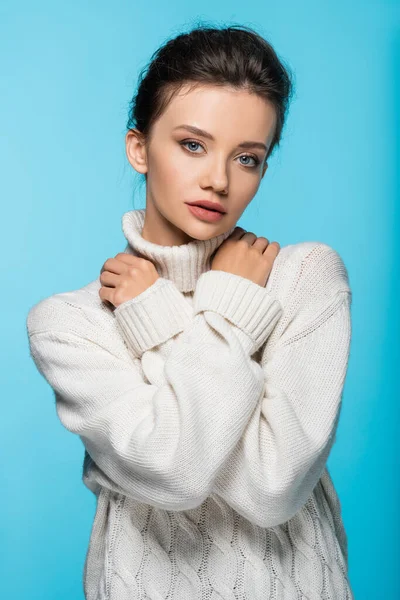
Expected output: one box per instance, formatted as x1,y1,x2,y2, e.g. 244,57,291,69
200,157,229,195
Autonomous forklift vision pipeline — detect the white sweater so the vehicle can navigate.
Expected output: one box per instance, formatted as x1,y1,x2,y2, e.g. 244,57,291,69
26,208,354,599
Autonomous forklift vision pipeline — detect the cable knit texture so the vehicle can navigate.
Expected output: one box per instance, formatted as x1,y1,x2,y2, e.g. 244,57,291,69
26,208,354,599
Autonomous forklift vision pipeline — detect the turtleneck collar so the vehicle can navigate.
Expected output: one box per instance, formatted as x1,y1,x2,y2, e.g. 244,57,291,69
121,209,237,293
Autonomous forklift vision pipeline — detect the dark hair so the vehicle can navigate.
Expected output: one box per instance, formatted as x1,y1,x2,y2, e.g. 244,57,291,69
126,22,295,163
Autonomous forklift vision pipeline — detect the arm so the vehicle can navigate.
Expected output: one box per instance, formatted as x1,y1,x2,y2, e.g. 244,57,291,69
206,245,352,528
26,273,282,510
111,275,194,358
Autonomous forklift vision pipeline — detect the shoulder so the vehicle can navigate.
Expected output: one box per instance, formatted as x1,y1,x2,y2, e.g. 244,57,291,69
26,276,118,342
266,240,352,310
26,276,135,360
260,241,352,350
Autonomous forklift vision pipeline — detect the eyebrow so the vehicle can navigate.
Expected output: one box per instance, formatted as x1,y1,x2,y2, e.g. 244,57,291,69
173,124,268,152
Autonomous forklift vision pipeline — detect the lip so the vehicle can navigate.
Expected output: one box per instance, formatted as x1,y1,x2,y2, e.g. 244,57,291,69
185,200,226,213
186,204,226,223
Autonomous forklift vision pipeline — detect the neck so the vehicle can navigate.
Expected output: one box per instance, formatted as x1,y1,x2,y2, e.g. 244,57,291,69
121,208,237,293
141,200,197,246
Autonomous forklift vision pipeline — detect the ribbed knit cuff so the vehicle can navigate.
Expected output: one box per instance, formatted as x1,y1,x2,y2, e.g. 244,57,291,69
113,277,193,357
193,270,283,354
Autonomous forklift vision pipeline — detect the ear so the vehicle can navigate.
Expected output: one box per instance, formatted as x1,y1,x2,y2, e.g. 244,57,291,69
125,129,148,175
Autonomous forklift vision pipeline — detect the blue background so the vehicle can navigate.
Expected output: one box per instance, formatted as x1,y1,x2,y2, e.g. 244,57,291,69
2,1,399,598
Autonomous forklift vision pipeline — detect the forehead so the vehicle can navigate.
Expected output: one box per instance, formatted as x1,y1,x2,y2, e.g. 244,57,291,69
156,83,277,145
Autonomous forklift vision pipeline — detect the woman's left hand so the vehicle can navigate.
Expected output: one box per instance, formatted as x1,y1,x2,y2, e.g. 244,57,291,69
99,253,159,308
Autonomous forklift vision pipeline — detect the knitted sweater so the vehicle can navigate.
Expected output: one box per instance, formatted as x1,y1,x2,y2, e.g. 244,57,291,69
26,209,354,600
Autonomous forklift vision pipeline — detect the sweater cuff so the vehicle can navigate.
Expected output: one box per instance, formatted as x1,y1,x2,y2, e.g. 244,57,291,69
113,277,193,356
193,270,283,354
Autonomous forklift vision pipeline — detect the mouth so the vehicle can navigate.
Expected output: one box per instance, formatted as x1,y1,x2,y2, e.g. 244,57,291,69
185,201,226,213
185,203,226,222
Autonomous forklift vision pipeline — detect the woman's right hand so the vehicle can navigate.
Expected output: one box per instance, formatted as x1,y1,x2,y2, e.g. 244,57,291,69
210,227,280,288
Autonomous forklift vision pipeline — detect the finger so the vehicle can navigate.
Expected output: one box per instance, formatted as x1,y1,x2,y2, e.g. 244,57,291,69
100,256,127,275
263,241,280,257
240,231,258,245
253,237,270,252
99,270,119,288
114,252,147,266
98,286,114,306
228,227,247,240
113,253,155,272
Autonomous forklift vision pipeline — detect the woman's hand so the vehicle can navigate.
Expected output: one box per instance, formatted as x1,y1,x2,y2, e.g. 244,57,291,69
99,253,159,309
211,227,280,287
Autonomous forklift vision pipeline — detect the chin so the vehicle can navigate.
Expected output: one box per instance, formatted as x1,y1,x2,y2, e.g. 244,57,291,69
183,221,224,241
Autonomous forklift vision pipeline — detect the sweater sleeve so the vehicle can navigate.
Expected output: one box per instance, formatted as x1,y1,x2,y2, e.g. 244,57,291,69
112,271,280,358
26,274,283,510
111,276,194,357
206,247,353,528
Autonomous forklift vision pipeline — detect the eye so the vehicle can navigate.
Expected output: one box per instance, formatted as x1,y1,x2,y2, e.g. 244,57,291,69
180,139,261,169
238,154,260,168
180,140,204,153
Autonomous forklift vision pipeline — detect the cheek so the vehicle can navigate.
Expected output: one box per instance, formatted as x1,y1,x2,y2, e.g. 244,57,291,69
150,149,181,186
162,150,195,186
232,172,260,197
229,178,261,214
149,154,193,203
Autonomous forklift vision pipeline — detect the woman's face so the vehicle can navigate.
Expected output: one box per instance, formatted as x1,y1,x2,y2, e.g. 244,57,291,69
125,83,277,245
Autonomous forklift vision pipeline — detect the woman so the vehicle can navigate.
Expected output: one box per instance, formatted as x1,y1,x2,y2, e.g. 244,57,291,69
26,24,354,599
